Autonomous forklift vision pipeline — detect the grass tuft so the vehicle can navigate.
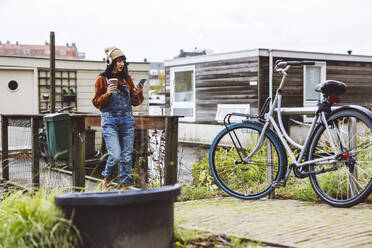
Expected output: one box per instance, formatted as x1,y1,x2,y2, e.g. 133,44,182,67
0,189,83,248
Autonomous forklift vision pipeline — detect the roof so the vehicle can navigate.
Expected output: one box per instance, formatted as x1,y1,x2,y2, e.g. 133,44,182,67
164,48,372,67
0,41,85,60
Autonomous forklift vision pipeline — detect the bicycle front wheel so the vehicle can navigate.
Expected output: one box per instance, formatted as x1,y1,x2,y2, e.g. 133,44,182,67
209,121,286,199
309,109,372,207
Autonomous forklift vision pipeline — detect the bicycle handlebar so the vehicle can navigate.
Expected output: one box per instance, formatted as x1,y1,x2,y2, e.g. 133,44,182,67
40,105,75,114
274,60,315,74
274,60,315,90
286,61,315,66
275,60,315,68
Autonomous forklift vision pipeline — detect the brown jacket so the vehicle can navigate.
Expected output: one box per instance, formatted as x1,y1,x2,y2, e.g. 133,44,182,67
92,75,144,111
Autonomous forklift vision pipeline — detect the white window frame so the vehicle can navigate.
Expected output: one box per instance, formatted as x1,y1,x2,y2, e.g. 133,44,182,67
303,61,326,121
215,104,250,123
170,65,196,121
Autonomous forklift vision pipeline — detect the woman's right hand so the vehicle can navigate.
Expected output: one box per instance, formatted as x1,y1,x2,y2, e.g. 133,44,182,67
107,83,117,95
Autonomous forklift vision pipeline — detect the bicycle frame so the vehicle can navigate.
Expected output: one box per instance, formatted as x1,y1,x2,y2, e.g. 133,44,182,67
244,64,340,169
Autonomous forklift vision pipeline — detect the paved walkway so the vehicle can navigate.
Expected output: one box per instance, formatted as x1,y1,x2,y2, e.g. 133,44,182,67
175,197,372,248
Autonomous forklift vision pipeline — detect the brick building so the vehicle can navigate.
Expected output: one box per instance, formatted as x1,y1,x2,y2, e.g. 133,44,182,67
0,40,85,59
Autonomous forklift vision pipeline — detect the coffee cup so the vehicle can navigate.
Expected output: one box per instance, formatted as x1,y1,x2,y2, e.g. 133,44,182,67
108,78,118,94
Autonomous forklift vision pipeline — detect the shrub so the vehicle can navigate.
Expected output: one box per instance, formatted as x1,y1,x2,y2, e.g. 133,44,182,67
187,149,320,203
0,190,82,248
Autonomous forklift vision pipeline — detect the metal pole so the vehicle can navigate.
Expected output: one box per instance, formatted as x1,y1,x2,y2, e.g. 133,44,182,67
348,117,358,197
267,140,274,199
50,31,56,113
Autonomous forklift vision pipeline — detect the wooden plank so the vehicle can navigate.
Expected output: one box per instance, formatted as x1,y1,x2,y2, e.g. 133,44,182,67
196,86,253,94
198,57,259,67
196,77,257,87
134,117,165,130
197,67,258,76
197,63,258,73
1,116,9,180
85,116,101,126
196,99,259,105
327,74,372,82
198,72,258,80
85,116,166,130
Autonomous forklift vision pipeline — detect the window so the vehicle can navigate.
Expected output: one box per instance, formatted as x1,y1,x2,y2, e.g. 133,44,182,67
170,66,195,121
303,62,326,121
8,80,19,91
150,69,159,76
304,62,326,105
215,104,250,123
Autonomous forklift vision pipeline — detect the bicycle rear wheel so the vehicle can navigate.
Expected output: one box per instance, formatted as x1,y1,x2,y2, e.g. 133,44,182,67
308,109,372,207
38,130,49,163
209,121,286,199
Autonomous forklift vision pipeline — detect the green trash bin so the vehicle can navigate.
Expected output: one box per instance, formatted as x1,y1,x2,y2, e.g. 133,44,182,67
43,113,70,160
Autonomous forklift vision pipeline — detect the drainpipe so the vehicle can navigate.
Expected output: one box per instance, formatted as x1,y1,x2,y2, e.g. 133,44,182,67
268,49,273,106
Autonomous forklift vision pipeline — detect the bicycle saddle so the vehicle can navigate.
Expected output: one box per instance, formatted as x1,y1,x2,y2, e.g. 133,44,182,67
314,80,346,96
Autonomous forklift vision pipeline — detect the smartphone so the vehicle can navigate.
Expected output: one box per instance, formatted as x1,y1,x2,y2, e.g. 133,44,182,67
138,79,147,86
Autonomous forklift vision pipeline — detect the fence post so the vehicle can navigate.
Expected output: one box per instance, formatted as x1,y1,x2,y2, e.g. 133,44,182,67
31,116,40,191
164,116,178,185
1,116,9,181
69,116,86,191
133,129,149,188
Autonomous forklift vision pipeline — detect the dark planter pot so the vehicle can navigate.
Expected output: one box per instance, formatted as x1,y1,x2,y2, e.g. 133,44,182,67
54,184,181,248
62,95,76,102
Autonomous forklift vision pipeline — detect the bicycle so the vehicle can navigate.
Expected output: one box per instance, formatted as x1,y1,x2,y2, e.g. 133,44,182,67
209,60,372,208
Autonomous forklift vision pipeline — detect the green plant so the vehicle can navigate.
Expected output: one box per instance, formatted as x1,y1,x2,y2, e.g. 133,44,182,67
191,155,215,189
190,144,277,197
178,184,221,201
173,225,263,248
187,131,372,203
0,189,82,248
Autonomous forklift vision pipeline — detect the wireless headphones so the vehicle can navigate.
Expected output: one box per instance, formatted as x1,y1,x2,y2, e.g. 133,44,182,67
105,48,118,65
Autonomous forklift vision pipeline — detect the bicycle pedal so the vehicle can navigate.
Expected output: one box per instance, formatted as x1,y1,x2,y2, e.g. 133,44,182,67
272,181,286,188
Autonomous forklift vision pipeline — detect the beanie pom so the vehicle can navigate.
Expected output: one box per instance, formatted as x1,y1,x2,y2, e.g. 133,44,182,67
104,46,116,55
104,46,125,61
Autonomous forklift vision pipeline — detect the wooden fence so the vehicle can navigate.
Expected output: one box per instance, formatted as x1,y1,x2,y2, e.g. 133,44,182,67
1,114,180,191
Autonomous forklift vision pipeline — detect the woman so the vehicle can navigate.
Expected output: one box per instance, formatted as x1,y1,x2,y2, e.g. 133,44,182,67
92,46,144,190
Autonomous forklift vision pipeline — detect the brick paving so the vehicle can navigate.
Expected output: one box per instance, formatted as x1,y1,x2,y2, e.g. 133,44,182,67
175,197,372,248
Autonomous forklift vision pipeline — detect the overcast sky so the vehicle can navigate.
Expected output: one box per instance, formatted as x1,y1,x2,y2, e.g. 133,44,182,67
1,0,372,62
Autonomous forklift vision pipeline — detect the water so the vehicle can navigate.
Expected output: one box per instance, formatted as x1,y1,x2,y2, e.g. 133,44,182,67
148,105,210,184
178,143,209,184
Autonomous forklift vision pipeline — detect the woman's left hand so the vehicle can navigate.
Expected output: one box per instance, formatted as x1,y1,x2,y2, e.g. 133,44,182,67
135,83,144,94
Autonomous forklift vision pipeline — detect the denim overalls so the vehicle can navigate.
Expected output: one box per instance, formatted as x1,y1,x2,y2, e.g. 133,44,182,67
101,77,134,184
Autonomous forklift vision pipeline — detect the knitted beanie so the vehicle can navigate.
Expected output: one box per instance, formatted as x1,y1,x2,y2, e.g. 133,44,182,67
104,46,125,61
